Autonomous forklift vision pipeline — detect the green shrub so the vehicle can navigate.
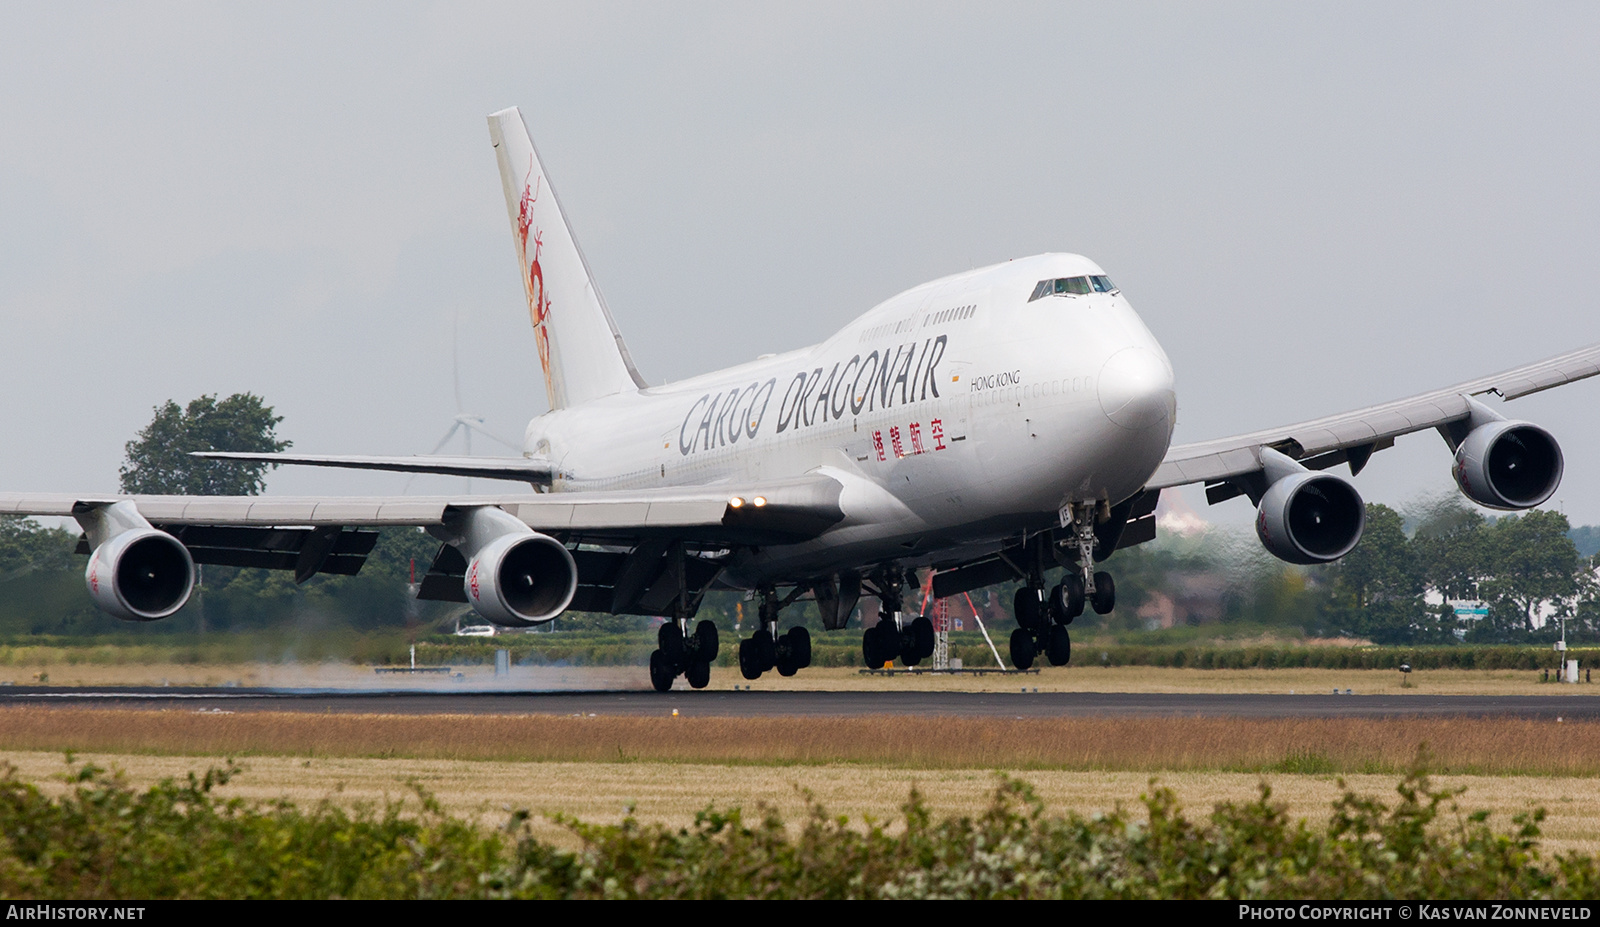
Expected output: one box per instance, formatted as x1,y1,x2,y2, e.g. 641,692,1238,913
0,758,1595,899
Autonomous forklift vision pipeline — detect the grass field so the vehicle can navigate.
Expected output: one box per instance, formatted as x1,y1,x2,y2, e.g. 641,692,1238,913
2,708,1596,776
3,659,1596,872
1,661,1593,694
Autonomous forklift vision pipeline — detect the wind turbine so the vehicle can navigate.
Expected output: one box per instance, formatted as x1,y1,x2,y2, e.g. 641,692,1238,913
408,314,520,494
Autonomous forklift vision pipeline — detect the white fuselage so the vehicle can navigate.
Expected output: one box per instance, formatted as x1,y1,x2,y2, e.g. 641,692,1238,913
524,254,1177,587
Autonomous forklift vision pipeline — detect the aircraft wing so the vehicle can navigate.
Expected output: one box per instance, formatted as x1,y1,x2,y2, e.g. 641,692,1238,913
1147,341,1600,500
0,474,844,546
191,451,554,485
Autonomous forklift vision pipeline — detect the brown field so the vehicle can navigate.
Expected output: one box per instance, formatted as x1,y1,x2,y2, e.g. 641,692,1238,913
2,708,1598,776
4,750,1598,857
0,661,1592,695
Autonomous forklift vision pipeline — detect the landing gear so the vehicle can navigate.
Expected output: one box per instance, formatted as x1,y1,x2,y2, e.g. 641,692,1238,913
860,568,935,670
1009,627,1036,671
1005,507,1123,672
1091,571,1115,615
1045,624,1071,666
642,545,720,692
736,585,813,682
649,617,720,692
1050,573,1084,624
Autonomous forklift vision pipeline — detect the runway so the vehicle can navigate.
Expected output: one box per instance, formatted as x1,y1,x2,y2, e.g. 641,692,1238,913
2,686,1597,719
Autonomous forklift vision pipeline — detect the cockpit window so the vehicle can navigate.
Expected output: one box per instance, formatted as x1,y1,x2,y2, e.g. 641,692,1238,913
1029,275,1117,301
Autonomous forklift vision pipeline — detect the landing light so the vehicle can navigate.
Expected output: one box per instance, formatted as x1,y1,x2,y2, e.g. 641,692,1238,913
729,496,745,508
753,496,768,507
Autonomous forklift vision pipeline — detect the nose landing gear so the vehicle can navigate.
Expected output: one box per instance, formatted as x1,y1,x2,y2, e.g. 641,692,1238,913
1005,504,1120,671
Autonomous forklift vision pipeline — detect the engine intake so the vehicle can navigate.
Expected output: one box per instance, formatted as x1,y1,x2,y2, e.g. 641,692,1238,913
1452,420,1563,510
86,528,195,621
443,506,577,627
1252,448,1366,565
465,532,578,626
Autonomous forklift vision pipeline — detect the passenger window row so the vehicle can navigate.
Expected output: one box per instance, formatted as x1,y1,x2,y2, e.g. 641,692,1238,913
924,304,977,327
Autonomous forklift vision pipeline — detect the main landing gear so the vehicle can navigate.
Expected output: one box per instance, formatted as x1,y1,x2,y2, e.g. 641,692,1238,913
860,568,936,669
736,585,813,681
647,545,719,692
649,617,720,692
1007,507,1117,671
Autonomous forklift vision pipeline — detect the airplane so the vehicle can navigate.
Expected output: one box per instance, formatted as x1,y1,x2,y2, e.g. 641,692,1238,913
4,106,1599,692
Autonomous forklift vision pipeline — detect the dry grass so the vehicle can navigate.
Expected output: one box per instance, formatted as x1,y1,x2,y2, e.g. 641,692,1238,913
1,662,1590,695
5,750,1597,857
2,707,1598,776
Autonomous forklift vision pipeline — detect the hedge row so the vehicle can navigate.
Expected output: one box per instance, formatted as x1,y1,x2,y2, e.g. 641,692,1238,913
1,761,1592,899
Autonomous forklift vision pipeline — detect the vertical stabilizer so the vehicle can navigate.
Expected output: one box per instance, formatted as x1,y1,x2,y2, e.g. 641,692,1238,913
488,107,646,409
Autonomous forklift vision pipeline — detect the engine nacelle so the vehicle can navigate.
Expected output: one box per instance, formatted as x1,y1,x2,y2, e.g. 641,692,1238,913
85,528,195,621
1253,451,1366,565
442,506,577,627
1452,420,1563,510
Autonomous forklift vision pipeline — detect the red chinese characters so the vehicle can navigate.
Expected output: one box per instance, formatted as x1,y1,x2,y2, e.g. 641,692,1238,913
870,420,949,462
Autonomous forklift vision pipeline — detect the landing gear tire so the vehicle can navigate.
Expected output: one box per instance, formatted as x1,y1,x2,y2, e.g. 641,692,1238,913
785,626,812,669
1091,572,1116,615
694,620,720,662
910,615,935,661
1055,574,1085,623
862,623,890,669
649,649,674,692
685,659,711,689
752,628,776,671
896,618,934,666
900,616,923,667
1009,628,1036,671
1013,587,1043,630
1045,625,1071,666
738,638,763,681
659,622,686,665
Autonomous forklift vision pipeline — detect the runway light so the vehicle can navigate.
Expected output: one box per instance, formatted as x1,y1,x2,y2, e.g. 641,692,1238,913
729,496,744,508
753,496,768,507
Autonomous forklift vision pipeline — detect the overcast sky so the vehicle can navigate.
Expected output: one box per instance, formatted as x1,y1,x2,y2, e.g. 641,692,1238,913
3,2,1599,528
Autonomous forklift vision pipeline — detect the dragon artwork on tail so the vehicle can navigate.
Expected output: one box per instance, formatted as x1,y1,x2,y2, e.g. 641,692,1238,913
516,157,554,401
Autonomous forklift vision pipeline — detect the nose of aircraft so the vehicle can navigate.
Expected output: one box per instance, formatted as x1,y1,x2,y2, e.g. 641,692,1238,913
1098,346,1175,431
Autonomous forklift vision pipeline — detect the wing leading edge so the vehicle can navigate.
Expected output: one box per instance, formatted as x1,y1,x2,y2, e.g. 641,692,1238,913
1148,340,1600,495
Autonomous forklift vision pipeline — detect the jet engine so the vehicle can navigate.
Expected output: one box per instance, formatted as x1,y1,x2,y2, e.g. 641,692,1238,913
84,527,195,622
449,506,577,627
1252,448,1366,565
1451,419,1563,510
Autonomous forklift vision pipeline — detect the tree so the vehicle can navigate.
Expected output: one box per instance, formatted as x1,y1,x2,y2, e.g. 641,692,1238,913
0,516,77,579
119,394,290,495
1411,496,1489,603
1320,503,1440,643
1473,509,1581,641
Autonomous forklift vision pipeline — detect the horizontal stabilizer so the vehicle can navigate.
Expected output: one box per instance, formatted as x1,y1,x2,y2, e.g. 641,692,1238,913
192,452,553,485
